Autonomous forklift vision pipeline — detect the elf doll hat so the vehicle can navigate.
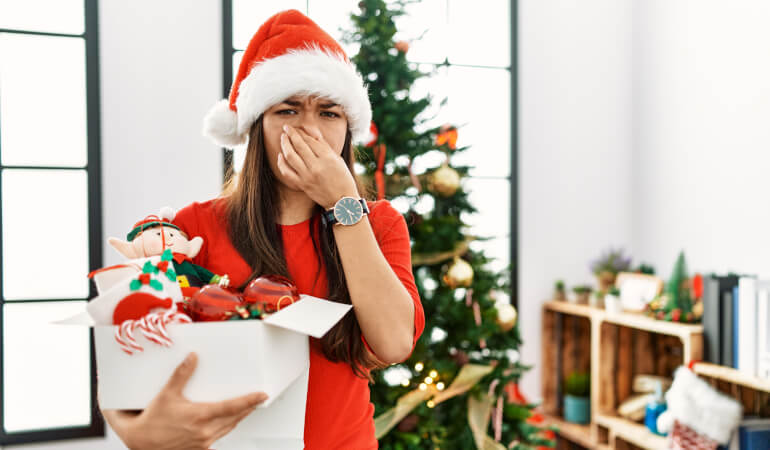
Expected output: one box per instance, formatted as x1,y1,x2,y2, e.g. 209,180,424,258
203,9,372,148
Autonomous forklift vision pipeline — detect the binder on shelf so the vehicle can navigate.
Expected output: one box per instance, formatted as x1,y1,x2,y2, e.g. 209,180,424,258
722,288,735,368
737,277,758,376
756,282,770,380
703,275,740,365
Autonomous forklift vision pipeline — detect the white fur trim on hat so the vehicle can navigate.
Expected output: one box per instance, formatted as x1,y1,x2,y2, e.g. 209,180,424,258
203,99,245,148
202,45,372,149
158,206,176,221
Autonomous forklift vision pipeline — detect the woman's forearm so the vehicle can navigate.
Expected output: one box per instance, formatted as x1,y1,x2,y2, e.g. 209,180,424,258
332,216,414,364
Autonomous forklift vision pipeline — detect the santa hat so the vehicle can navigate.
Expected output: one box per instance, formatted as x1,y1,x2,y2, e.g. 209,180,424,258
202,9,372,148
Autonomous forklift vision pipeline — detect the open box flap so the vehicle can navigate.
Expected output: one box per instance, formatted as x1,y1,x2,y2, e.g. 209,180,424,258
53,310,94,326
263,295,352,338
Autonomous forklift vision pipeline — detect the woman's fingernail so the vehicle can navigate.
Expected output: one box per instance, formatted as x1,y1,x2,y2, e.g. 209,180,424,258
282,124,289,132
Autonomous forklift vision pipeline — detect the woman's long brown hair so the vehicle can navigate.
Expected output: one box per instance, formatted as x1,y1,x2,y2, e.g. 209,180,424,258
224,116,383,379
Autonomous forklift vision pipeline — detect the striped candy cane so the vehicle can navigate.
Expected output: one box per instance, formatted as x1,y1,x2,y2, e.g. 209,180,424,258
115,308,192,355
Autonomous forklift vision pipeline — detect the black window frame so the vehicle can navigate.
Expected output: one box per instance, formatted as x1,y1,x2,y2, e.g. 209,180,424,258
220,0,518,308
0,0,105,444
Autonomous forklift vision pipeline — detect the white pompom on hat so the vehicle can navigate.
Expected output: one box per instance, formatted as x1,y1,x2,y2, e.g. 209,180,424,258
202,9,372,148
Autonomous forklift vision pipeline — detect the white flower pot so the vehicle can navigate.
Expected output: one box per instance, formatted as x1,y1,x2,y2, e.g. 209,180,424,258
604,294,623,314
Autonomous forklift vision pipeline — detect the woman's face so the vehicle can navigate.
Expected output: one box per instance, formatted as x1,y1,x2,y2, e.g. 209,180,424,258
262,95,348,192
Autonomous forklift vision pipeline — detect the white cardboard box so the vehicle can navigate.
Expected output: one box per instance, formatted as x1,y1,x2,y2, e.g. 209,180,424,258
59,294,351,448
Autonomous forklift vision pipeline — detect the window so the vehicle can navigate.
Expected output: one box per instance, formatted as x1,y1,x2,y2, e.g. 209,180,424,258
222,0,517,305
0,0,104,444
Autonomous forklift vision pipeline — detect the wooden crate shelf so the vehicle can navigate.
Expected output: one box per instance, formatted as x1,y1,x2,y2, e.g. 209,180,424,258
595,414,667,450
542,414,594,448
542,299,705,449
692,362,770,394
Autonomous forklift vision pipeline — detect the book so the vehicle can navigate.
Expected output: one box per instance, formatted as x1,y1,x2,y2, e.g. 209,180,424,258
703,275,740,365
722,288,735,368
704,277,722,364
738,277,758,375
738,418,770,450
733,285,740,369
757,282,770,380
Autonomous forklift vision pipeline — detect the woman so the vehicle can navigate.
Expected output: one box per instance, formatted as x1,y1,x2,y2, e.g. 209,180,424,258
101,9,425,449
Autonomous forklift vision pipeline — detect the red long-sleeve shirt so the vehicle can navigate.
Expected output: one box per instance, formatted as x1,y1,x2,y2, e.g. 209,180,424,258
173,197,425,449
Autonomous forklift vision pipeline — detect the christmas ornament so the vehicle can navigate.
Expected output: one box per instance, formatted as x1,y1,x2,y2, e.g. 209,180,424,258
243,274,300,313
443,256,474,289
450,348,470,366
188,285,244,322
114,308,192,355
394,40,410,53
364,121,378,147
396,413,419,432
429,164,461,197
373,143,387,200
109,207,229,299
644,251,699,323
434,124,458,150
495,303,517,332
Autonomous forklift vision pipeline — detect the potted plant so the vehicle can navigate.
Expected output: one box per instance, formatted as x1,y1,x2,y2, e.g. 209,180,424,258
604,286,623,314
589,290,604,308
590,248,632,291
563,372,590,424
554,280,566,301
571,285,592,304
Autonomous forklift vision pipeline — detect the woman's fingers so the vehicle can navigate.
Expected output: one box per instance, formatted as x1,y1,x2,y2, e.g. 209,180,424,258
277,152,303,187
280,132,310,175
199,392,267,421
283,124,318,161
204,404,258,447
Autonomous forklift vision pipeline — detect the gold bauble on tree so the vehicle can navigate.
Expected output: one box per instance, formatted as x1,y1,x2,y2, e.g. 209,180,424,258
443,256,474,288
495,303,518,332
394,40,410,53
429,163,461,197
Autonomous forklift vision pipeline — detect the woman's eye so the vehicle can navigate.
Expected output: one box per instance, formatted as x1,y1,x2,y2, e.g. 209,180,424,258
276,109,296,115
321,111,341,118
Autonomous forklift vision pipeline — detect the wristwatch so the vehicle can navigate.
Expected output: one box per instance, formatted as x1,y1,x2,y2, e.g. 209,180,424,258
321,197,369,227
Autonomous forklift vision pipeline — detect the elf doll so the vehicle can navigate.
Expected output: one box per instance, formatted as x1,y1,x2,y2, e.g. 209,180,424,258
108,207,229,298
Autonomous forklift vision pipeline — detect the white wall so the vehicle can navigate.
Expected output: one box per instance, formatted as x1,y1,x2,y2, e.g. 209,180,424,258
631,0,770,278
2,0,223,448
519,0,770,402
518,0,634,400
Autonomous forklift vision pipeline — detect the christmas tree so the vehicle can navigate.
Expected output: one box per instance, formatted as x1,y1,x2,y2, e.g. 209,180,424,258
344,1,553,448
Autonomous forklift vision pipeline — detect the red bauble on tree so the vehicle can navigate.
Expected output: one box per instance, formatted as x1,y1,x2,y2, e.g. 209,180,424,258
243,275,300,313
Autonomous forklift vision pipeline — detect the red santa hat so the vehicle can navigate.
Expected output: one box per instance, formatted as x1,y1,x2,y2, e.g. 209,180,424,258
203,9,372,148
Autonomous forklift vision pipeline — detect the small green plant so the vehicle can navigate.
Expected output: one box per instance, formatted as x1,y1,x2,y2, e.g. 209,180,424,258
607,286,621,296
555,280,565,291
564,372,590,397
572,285,592,294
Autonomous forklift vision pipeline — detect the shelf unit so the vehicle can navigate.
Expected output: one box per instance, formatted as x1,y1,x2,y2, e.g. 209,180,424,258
541,300,704,449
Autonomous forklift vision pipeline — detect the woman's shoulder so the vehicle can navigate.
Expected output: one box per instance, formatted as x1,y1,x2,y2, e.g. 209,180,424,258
173,197,229,231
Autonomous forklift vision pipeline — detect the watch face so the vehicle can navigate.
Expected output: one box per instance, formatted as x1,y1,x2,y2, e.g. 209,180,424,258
334,197,363,225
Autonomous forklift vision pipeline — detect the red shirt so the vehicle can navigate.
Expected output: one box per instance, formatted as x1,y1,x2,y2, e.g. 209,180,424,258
173,197,425,449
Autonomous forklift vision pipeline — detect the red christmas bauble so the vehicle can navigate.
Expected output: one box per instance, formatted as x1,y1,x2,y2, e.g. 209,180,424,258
189,285,244,322
243,275,300,313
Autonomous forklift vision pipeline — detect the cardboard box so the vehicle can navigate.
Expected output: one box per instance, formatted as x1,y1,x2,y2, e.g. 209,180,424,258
59,292,351,448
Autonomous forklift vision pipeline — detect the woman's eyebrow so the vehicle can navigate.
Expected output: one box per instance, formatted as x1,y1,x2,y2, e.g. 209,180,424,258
320,102,339,108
